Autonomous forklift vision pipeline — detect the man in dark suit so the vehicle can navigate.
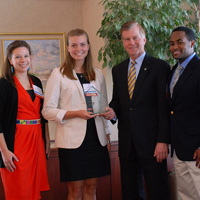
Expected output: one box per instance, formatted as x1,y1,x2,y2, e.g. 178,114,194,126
102,21,170,200
169,26,200,200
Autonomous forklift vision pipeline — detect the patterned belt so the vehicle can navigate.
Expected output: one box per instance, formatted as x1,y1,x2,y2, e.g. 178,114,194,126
16,119,41,125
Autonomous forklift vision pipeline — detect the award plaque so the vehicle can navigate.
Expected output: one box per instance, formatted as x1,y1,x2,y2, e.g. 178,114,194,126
84,85,108,114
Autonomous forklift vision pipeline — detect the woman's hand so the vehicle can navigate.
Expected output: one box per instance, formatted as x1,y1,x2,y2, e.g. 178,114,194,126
2,149,19,172
77,110,97,120
64,110,97,120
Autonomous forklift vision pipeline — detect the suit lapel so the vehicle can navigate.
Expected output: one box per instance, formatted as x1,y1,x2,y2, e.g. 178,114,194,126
131,54,151,103
171,55,198,101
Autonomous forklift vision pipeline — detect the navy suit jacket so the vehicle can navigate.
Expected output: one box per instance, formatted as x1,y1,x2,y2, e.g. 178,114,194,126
169,54,200,161
109,53,170,158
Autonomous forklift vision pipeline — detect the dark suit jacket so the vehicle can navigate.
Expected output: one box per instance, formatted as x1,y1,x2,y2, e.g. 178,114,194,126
110,53,170,158
169,54,200,161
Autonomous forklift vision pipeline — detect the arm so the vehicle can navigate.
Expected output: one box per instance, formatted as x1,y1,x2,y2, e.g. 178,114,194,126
63,110,95,120
154,61,170,162
42,68,96,122
42,68,67,122
0,133,18,172
45,123,50,159
0,79,18,171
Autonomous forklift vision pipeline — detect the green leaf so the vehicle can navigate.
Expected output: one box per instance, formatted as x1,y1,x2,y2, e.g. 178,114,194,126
97,0,200,67
103,61,108,68
98,52,102,62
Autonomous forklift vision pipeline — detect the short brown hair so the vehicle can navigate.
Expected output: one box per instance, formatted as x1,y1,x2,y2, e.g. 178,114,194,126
120,21,146,39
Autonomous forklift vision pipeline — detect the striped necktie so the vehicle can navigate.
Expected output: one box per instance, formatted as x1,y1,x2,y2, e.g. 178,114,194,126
170,64,183,97
128,61,136,99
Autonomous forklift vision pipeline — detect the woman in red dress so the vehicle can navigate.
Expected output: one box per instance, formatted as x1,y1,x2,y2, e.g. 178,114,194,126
0,40,50,200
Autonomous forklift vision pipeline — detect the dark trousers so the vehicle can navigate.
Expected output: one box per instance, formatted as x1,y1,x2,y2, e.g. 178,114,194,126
119,145,170,200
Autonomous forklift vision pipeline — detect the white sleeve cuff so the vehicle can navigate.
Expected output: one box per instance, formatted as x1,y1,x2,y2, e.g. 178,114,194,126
56,110,67,123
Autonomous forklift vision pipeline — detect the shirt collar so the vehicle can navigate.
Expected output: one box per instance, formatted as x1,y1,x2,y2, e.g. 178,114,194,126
130,52,146,66
178,52,196,69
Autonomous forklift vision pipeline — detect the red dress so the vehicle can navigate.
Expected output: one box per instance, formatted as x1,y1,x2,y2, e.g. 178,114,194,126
0,77,49,200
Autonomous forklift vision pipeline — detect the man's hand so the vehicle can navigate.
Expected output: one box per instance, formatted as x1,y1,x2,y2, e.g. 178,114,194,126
100,107,115,120
193,148,200,168
154,143,168,163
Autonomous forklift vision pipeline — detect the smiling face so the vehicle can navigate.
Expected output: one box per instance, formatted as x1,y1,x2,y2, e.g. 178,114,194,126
67,34,90,63
121,25,146,60
9,47,31,74
170,31,195,63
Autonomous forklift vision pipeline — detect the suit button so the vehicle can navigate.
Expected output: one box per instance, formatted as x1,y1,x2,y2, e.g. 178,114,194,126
130,108,132,111
171,111,174,115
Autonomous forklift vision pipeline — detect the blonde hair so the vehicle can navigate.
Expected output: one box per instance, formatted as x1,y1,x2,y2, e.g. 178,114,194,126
60,29,95,81
120,21,146,39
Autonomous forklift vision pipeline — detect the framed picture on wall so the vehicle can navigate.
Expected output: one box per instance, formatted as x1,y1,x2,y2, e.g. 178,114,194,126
0,32,66,89
0,32,66,148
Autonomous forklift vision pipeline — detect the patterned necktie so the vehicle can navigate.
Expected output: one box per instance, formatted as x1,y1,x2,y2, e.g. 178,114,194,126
170,64,183,97
128,61,136,99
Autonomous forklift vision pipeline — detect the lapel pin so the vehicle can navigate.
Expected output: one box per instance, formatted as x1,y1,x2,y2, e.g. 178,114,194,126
144,68,147,71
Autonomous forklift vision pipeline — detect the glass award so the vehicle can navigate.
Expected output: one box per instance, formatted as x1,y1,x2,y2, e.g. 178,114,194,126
84,85,108,114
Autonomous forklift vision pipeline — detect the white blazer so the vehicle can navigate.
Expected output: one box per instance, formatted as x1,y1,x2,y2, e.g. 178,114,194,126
42,67,111,149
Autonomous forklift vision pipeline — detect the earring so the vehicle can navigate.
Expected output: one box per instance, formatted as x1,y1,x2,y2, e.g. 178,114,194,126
11,66,14,73
28,67,30,71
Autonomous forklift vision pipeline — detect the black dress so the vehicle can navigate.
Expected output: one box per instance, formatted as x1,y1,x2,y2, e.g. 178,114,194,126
58,73,111,181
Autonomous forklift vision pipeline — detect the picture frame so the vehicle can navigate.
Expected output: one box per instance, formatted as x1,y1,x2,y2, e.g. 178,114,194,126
0,32,66,89
0,32,66,148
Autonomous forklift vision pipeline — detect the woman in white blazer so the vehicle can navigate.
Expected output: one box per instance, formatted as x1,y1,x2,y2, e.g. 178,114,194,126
42,29,111,200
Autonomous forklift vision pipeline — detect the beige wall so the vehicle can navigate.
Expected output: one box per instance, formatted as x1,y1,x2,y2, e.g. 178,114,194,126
0,0,118,141
0,0,83,33
0,0,103,69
